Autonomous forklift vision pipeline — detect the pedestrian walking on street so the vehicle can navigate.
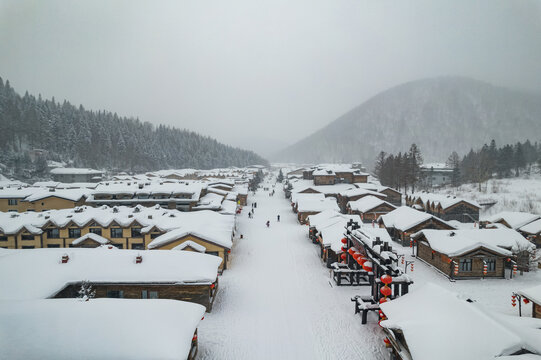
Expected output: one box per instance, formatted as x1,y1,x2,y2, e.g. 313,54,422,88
266,220,270,228
277,215,280,222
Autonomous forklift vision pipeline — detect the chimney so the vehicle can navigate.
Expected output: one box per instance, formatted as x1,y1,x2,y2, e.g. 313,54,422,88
61,254,69,264
135,254,143,264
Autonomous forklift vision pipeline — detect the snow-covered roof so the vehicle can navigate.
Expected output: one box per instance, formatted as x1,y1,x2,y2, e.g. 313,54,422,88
381,283,541,360
291,192,325,204
194,192,224,210
487,212,541,230
0,298,205,360
379,206,454,232
0,248,222,300
71,232,111,245
0,206,236,237
296,198,340,213
412,229,534,257
409,192,480,210
518,284,541,305
347,195,395,213
520,219,541,235
50,167,103,175
341,188,386,198
172,240,206,253
306,209,343,227
148,224,232,250
313,169,335,176
23,188,89,202
219,199,238,215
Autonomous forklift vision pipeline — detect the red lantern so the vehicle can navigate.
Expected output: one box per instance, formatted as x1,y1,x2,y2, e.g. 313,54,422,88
409,240,413,248
341,246,347,253
401,257,405,265
483,264,487,276
348,248,354,255
379,297,389,304
380,286,392,297
383,337,391,346
358,256,366,266
513,264,518,275
524,298,530,304
362,261,373,272
340,253,346,260
341,238,347,244
210,283,215,289
380,274,393,285
410,263,414,272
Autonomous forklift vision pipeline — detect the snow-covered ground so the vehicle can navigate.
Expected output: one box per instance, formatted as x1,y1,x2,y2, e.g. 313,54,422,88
198,180,386,360
198,176,541,359
433,174,541,217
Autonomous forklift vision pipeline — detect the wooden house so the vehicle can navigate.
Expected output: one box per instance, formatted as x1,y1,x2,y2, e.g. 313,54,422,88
378,206,455,247
380,283,541,360
0,249,222,311
518,284,541,319
406,192,480,222
487,211,541,230
347,196,396,222
296,197,340,224
338,188,387,213
313,170,336,186
519,219,541,248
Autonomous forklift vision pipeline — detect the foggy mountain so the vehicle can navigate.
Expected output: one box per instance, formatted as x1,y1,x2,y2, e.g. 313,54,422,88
0,78,268,173
274,77,541,168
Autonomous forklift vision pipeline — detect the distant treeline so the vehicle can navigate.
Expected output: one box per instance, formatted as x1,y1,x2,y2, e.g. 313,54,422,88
374,140,541,192
447,139,541,188
0,77,267,177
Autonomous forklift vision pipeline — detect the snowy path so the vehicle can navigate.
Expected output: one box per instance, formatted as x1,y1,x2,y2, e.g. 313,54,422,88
198,180,386,360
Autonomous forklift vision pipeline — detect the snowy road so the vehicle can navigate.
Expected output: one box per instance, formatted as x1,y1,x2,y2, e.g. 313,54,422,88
198,180,386,360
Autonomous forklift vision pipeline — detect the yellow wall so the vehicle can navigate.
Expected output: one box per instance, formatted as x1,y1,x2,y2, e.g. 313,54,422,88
0,196,84,212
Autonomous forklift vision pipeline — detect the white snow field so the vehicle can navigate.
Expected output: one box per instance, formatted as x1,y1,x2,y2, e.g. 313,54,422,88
198,181,387,360
198,177,541,359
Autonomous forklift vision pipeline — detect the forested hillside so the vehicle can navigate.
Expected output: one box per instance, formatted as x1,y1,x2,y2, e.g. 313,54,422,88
0,78,267,174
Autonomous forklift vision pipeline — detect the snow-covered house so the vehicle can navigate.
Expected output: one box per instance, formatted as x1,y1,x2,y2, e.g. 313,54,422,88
346,195,396,222
296,197,340,224
412,229,535,278
380,283,541,360
518,284,541,319
378,206,455,247
406,192,480,222
487,211,541,230
0,248,222,311
0,298,205,360
519,219,541,248
50,167,104,183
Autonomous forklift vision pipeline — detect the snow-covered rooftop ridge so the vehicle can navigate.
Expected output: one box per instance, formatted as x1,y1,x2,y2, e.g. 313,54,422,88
71,232,110,245
0,298,205,360
412,228,534,256
148,223,232,250
421,162,451,170
341,187,386,198
410,191,480,209
379,206,455,232
348,195,395,212
50,167,103,175
518,283,541,305
172,240,206,252
0,205,235,237
0,248,222,300
380,283,541,360
487,211,541,230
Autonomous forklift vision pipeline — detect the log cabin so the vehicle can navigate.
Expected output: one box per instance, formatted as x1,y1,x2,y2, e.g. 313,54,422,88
406,192,480,222
347,195,396,222
0,248,222,311
519,219,541,248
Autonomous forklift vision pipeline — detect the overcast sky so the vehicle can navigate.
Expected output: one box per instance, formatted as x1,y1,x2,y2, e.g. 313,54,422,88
1,0,540,156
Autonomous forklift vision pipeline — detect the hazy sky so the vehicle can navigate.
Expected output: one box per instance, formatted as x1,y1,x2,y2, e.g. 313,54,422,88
1,0,540,157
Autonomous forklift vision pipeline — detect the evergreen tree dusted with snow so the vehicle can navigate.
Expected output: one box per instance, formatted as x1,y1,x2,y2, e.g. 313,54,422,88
0,77,268,174
77,280,96,302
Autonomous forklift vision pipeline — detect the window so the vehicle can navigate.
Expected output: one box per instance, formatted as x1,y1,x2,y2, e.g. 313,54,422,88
8,199,18,206
141,290,148,299
89,228,102,236
0,235,7,241
131,227,142,238
110,228,123,238
68,228,81,238
22,245,35,249
21,234,34,240
46,228,60,239
206,251,219,257
47,244,60,248
459,258,472,272
106,290,124,298
150,232,162,239
486,258,496,272
141,290,158,299
131,243,145,250
149,291,158,299
113,243,124,249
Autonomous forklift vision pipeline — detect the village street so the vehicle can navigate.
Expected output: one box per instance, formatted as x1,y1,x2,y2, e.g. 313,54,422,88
198,179,386,360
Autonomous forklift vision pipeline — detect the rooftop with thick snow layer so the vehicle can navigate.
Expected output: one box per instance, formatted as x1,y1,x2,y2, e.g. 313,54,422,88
0,298,205,360
348,195,395,213
487,211,541,230
0,248,222,300
379,206,454,232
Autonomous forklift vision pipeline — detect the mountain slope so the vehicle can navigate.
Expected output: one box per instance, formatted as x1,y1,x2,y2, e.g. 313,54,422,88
0,78,268,172
275,77,541,167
